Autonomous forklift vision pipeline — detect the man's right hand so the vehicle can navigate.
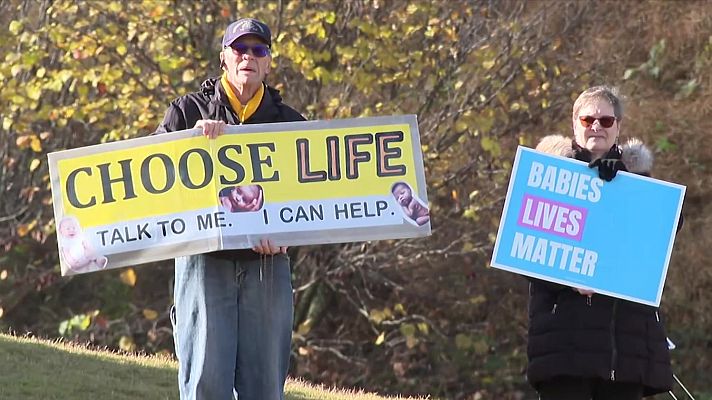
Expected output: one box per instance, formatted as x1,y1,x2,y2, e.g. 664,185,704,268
194,120,226,139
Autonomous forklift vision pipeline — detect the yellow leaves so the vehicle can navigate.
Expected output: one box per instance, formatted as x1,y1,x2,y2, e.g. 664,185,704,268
455,333,471,349
149,4,165,19
455,333,489,354
461,241,475,252
336,46,357,62
424,25,436,38
406,4,419,14
469,295,486,305
523,67,536,81
399,323,418,348
146,73,161,89
454,109,496,138
480,136,501,157
108,1,122,13
297,318,312,335
355,21,377,36
9,20,23,35
29,159,41,172
182,69,195,82
325,96,340,114
404,25,420,36
116,44,127,56
17,220,37,237
369,307,393,324
305,22,327,41
462,206,478,220
11,65,22,77
65,3,79,15
26,85,42,101
77,84,89,98
120,268,137,286
36,67,46,78
482,59,496,70
119,335,136,352
127,21,137,42
58,70,73,84
454,117,469,133
375,331,385,345
142,308,158,320
394,303,406,315
153,36,171,54
10,94,25,111
324,11,337,24
3,117,12,130
15,135,42,152
472,339,489,355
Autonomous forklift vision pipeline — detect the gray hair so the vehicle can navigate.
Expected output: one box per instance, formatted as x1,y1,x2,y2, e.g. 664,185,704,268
572,85,624,121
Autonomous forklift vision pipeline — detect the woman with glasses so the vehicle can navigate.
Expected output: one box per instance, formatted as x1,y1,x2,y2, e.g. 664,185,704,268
154,18,305,400
527,86,675,399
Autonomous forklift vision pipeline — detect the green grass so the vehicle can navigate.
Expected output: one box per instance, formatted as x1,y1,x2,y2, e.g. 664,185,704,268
0,334,425,400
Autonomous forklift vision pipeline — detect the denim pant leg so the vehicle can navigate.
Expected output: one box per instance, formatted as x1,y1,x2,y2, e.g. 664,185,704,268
173,254,238,400
234,254,294,400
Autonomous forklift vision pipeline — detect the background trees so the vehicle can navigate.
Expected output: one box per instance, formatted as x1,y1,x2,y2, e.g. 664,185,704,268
1,1,711,398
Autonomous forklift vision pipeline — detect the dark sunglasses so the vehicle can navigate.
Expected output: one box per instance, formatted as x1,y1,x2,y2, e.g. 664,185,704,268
579,115,617,128
228,42,271,58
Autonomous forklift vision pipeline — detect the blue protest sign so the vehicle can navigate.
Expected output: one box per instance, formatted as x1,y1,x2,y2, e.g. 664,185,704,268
491,146,685,306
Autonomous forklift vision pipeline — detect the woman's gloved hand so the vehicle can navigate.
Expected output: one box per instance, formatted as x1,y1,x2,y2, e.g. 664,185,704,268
588,144,628,181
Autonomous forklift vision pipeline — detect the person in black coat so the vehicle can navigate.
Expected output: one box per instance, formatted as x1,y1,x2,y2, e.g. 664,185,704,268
528,86,675,400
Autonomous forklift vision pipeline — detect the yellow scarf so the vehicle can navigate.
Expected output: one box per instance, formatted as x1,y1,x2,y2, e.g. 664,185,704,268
220,73,265,122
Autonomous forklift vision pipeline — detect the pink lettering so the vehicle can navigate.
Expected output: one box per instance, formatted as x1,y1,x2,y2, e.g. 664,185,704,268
517,194,588,241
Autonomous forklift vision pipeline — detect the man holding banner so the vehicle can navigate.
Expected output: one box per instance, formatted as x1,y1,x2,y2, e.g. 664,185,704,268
524,86,676,399
154,18,305,400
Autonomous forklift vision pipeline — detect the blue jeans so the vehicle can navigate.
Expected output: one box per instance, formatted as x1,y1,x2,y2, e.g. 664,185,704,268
171,252,294,400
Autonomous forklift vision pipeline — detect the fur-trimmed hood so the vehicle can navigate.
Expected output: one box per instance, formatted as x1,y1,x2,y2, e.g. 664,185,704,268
534,134,654,175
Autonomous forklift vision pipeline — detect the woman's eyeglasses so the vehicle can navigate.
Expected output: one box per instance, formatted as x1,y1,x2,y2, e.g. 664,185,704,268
228,43,271,58
579,115,617,128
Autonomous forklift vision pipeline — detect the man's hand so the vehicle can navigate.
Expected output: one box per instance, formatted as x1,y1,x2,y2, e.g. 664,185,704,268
252,238,288,255
194,120,226,139
588,144,627,182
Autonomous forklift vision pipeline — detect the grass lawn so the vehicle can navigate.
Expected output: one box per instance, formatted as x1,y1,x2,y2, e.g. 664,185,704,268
0,333,425,400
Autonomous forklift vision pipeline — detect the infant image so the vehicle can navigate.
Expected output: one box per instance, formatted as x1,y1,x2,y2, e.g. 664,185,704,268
58,216,108,273
391,181,430,226
219,184,264,213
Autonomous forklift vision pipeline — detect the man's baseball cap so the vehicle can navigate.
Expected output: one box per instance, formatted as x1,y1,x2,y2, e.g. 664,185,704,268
222,18,272,48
